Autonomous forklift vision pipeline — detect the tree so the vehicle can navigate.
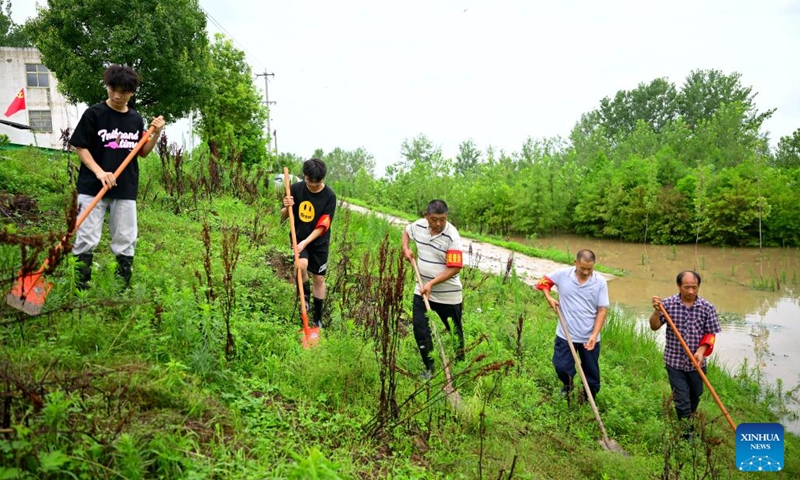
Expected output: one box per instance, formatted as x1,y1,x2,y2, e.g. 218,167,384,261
399,134,441,166
683,101,765,168
273,152,304,175
678,69,775,132
598,77,678,138
323,147,376,183
383,135,453,215
195,34,268,166
27,0,210,122
774,128,800,169
0,1,32,46
702,168,763,246
454,139,481,175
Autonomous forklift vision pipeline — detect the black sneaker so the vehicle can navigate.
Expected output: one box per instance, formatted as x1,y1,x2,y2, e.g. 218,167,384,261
420,369,432,381
559,385,572,397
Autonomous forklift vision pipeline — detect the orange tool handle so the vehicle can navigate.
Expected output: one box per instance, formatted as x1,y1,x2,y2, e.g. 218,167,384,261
284,167,311,333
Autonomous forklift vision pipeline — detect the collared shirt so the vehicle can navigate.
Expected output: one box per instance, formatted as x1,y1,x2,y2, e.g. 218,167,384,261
659,294,722,371
548,267,609,343
406,218,463,304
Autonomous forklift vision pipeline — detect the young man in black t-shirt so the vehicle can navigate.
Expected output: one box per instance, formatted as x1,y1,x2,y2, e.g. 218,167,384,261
69,64,164,289
281,158,336,327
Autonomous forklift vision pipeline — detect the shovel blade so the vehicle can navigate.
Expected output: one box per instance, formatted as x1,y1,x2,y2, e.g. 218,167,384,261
6,271,51,316
299,311,321,349
599,437,628,456
300,326,321,349
444,385,465,411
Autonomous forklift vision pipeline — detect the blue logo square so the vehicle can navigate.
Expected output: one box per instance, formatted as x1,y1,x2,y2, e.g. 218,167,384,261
736,423,784,472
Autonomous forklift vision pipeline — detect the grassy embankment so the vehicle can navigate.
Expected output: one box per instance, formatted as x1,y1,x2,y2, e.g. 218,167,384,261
0,147,796,478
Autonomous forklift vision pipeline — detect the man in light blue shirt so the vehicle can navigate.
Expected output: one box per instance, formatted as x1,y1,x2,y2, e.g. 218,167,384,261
536,249,609,401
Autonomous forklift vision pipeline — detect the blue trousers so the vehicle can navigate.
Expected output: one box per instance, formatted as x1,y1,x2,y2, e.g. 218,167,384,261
552,336,601,397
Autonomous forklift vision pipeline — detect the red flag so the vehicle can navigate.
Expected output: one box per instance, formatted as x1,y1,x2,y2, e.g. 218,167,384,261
4,88,26,117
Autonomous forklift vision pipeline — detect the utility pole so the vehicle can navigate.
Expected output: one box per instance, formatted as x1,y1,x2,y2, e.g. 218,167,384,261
255,69,276,152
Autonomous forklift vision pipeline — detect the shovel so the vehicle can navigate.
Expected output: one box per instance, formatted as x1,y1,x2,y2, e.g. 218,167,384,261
6,126,156,315
657,303,736,433
283,167,320,348
555,306,627,455
410,258,464,411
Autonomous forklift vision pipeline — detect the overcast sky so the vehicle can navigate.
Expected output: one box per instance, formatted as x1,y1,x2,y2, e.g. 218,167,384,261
14,1,800,174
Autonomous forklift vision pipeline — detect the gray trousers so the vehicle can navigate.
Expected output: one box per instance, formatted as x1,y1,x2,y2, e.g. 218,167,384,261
72,194,138,257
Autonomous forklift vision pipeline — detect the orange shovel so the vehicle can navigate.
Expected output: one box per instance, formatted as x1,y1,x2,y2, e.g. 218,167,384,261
283,167,320,348
5,126,156,315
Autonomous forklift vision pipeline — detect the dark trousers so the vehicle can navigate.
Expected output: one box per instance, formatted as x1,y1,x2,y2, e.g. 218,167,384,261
552,336,601,397
412,295,464,370
666,365,705,420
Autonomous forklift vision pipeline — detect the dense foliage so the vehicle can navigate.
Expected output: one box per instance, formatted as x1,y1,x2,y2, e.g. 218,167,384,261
194,34,269,166
0,1,31,47
338,70,800,247
26,0,211,123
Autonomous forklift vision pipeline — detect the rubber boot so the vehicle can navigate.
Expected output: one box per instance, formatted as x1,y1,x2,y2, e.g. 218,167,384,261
115,255,134,290
75,253,93,290
313,297,324,328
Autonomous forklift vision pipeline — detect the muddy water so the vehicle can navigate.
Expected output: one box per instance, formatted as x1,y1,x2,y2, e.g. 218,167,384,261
523,234,800,433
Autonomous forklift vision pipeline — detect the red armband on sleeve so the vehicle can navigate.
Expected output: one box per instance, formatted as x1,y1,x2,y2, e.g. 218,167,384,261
700,334,716,356
446,250,463,268
536,276,555,292
315,214,331,235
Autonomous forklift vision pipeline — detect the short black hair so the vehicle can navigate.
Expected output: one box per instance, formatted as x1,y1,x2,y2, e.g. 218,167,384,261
575,249,596,263
676,270,701,286
103,64,140,93
303,158,326,182
425,199,448,215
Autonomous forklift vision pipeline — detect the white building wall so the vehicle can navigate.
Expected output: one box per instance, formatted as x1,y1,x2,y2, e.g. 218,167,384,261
1,47,87,149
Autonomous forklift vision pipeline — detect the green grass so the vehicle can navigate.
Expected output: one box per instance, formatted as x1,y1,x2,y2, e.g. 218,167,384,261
0,149,797,478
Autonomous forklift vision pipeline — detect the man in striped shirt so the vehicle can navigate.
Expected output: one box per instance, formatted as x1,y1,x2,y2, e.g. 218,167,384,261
651,271,721,439
402,200,464,378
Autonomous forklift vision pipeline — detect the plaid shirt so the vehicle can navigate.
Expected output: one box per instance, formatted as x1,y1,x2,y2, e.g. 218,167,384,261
659,294,722,371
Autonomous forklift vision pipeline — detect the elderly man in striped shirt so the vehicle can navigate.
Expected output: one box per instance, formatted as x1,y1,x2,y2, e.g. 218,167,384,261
651,270,721,440
402,199,465,379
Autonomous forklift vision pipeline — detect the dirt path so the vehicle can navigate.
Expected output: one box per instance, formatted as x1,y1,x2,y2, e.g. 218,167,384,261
342,202,615,286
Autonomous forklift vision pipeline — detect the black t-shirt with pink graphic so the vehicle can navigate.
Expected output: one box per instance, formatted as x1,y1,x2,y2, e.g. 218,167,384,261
70,102,146,200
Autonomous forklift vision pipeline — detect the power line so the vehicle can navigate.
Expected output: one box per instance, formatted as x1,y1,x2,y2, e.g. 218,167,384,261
198,3,265,68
